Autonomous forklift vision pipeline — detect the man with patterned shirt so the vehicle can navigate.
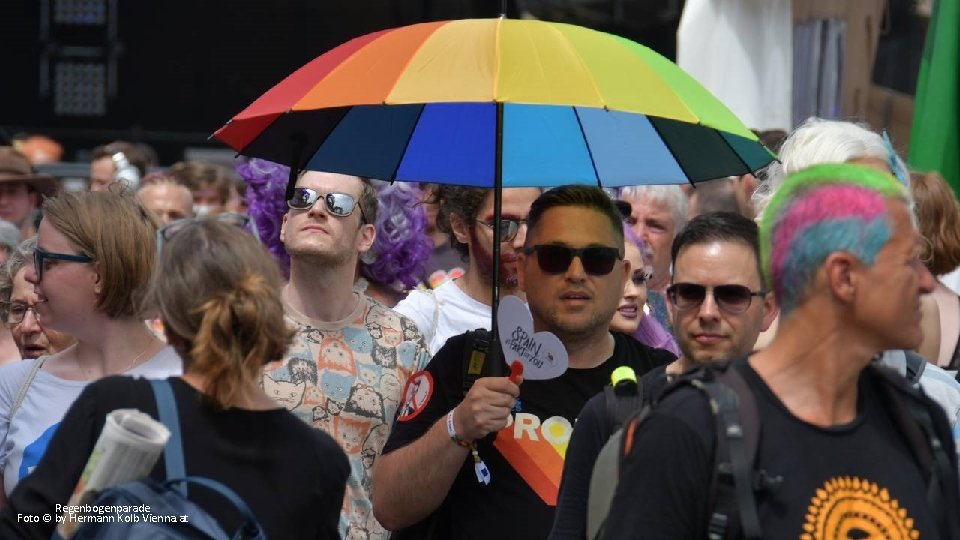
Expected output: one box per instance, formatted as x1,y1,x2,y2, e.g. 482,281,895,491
262,170,430,540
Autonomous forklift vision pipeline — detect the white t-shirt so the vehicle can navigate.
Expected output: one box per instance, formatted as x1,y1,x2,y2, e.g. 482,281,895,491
0,346,182,494
394,280,491,355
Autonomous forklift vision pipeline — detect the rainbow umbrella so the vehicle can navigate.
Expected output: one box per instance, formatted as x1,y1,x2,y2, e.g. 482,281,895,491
213,18,775,351
214,18,774,188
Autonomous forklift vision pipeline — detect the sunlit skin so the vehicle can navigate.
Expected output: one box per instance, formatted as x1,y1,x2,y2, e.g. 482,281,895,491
518,206,630,348
138,183,194,225
852,200,936,351
610,241,648,334
668,241,777,373
25,220,100,336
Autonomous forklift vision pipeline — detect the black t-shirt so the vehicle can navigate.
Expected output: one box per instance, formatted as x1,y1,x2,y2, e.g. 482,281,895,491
0,376,349,540
549,363,675,540
382,331,673,540
603,358,959,540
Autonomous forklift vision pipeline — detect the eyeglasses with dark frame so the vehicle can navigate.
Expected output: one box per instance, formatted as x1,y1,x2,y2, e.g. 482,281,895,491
474,219,527,243
523,244,624,276
156,213,261,258
5,302,39,328
666,283,767,315
287,187,368,224
33,248,94,282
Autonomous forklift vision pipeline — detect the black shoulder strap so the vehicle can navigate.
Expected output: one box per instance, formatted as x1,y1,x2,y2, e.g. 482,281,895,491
868,364,959,539
696,366,763,540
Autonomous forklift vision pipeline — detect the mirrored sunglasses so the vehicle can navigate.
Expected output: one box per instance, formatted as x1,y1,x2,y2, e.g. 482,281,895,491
666,283,766,314
523,244,623,276
287,188,367,223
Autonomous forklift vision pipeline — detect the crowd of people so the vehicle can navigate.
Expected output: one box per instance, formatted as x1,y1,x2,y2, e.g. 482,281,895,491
0,114,955,539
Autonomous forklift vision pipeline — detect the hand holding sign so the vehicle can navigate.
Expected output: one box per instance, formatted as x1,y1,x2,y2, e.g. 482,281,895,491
497,296,568,380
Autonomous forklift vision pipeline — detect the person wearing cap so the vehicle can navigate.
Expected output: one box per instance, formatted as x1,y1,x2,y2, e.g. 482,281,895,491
0,148,58,240
549,211,776,539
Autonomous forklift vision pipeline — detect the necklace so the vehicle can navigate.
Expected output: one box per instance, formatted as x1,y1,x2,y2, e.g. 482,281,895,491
123,337,159,373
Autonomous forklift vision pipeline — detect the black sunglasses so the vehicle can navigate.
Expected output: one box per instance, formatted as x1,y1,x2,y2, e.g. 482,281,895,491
287,187,367,223
666,283,766,314
524,244,623,276
474,219,526,243
33,247,94,282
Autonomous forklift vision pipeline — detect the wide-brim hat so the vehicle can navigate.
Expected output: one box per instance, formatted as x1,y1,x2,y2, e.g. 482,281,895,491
0,147,59,196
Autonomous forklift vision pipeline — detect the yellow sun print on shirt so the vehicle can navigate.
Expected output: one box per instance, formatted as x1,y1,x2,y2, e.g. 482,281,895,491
801,476,919,540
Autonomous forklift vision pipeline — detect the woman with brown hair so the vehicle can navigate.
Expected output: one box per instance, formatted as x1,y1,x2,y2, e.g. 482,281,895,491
0,219,349,539
911,171,960,368
0,189,180,503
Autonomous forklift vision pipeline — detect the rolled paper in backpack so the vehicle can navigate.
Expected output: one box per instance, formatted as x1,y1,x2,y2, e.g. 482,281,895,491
57,408,170,538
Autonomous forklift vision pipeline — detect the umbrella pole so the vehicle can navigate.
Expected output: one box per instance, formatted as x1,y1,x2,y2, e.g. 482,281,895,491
490,101,504,373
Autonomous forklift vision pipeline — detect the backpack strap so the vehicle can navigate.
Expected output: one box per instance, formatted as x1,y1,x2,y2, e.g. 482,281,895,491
695,366,763,540
149,378,187,497
11,356,46,419
868,365,959,539
1,356,48,456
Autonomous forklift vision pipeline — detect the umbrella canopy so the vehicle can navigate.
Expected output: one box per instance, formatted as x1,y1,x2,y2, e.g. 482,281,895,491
214,18,774,186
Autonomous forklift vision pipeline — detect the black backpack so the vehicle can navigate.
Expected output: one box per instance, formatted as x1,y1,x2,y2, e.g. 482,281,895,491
60,380,266,540
588,361,959,540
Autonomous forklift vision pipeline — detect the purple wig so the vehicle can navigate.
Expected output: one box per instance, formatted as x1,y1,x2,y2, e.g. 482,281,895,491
235,157,290,276
361,183,432,291
622,223,680,356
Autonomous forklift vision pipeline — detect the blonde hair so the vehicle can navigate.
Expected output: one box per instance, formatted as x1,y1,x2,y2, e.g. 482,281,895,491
42,188,159,318
148,220,293,409
911,171,960,276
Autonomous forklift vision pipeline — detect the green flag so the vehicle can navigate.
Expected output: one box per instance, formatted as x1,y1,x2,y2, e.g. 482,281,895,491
909,0,960,196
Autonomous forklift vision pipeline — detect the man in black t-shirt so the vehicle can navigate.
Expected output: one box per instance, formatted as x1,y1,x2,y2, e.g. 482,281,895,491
373,186,674,539
550,211,778,539
604,164,960,539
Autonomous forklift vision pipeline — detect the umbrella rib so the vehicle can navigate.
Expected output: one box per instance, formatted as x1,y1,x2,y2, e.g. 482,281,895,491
717,130,758,175
647,117,695,185
572,107,601,186
387,103,427,183
296,107,353,175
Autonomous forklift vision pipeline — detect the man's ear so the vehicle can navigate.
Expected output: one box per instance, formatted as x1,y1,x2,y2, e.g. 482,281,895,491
449,213,471,245
823,251,859,304
357,222,376,254
279,212,289,244
759,291,779,332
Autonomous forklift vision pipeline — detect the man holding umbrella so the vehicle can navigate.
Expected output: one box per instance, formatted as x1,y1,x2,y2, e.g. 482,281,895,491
373,185,674,539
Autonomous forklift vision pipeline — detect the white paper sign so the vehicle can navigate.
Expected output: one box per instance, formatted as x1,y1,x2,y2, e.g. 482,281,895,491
497,295,568,380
